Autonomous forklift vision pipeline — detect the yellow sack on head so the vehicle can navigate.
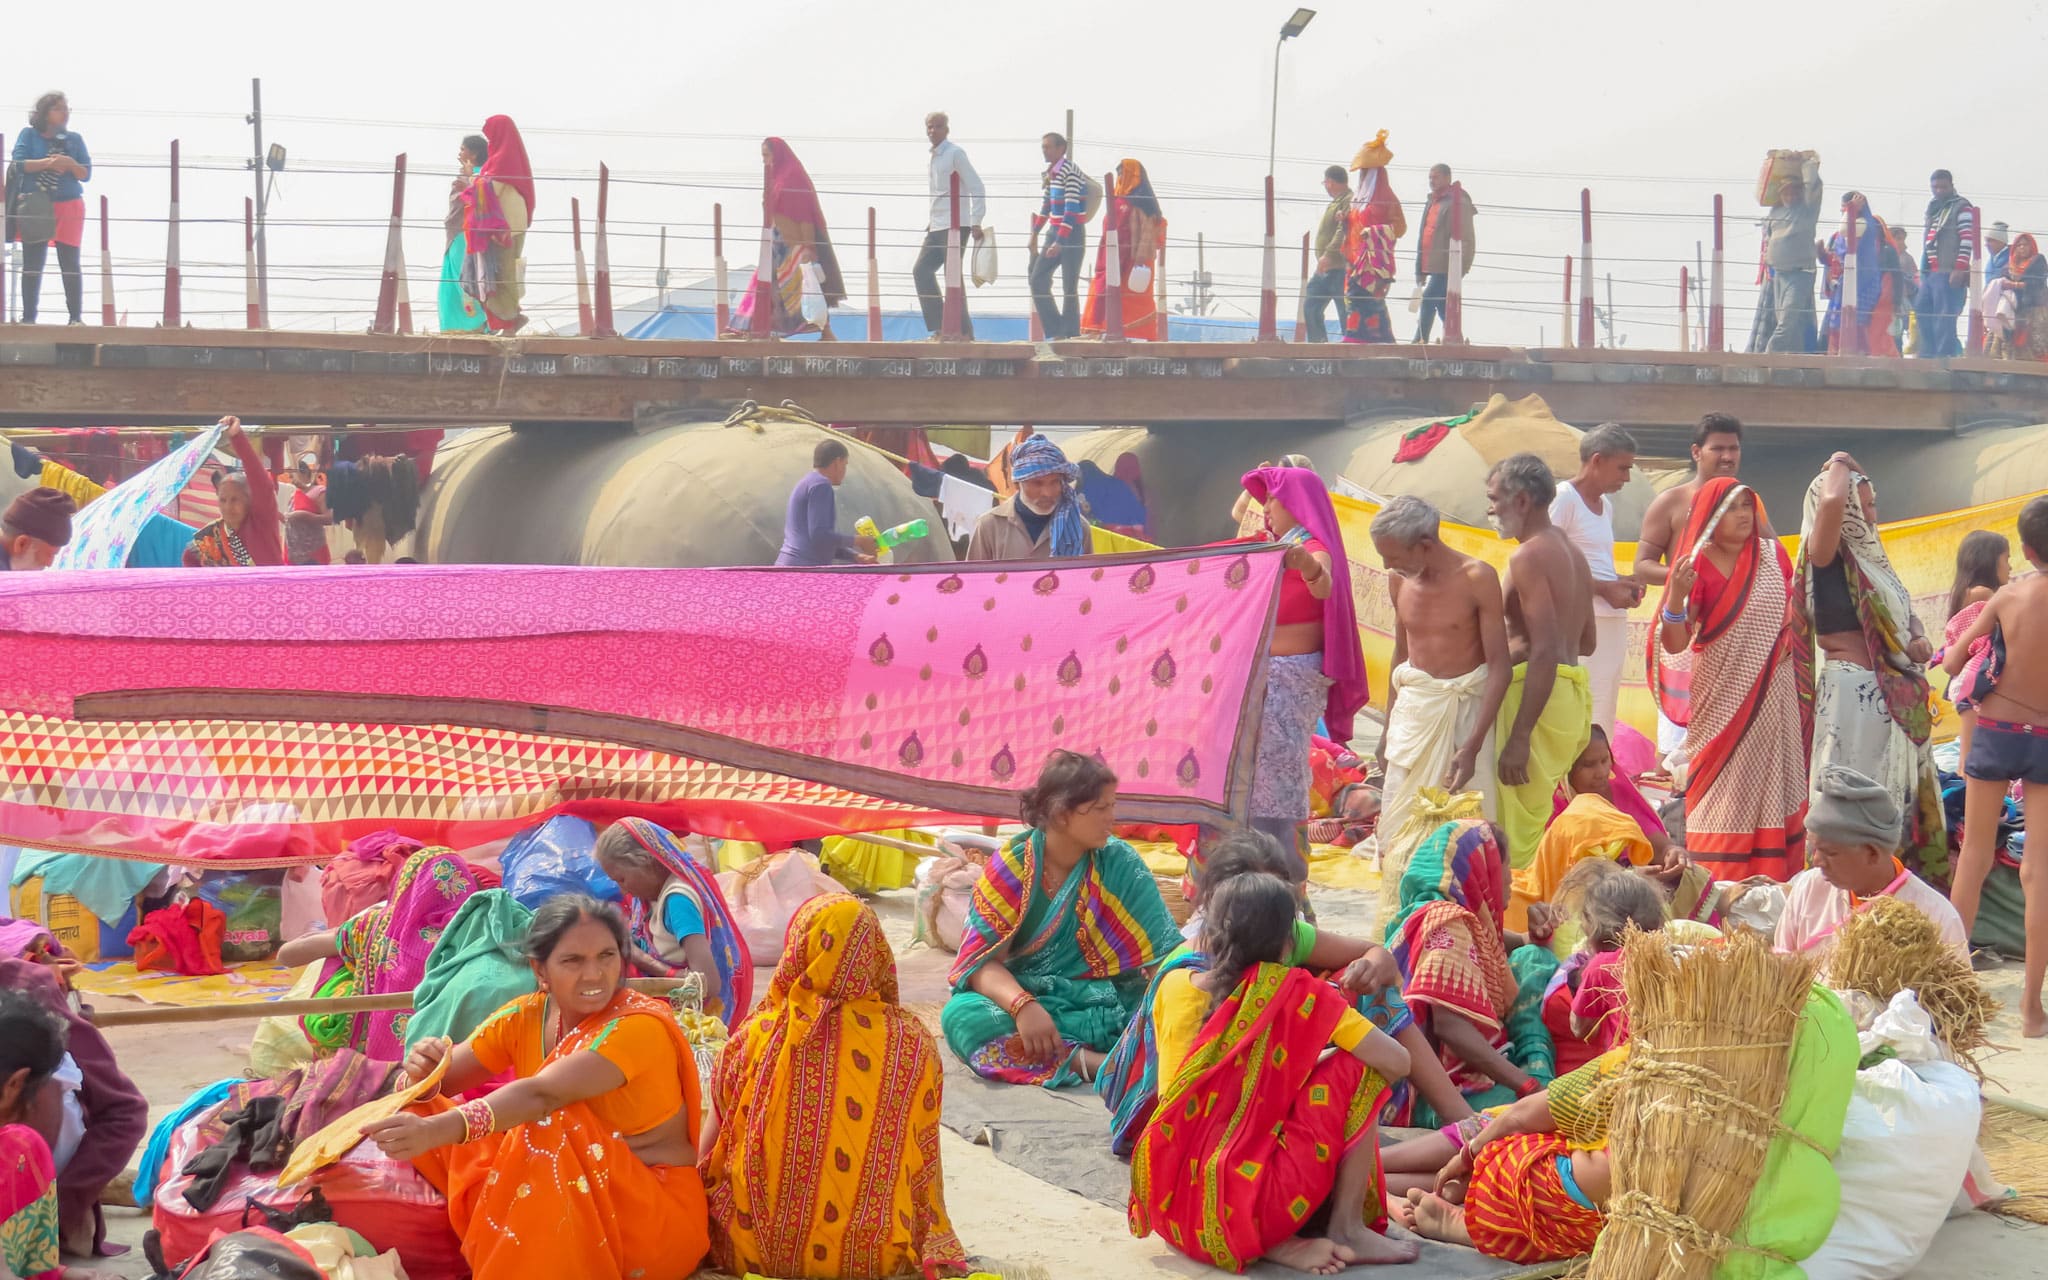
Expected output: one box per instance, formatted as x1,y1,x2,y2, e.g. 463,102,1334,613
1351,129,1394,173
1376,785,1486,922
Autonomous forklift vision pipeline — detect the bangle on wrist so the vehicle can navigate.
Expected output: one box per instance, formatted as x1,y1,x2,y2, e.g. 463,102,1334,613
1008,991,1040,1018
1514,1077,1544,1099
456,1097,497,1144
1660,607,1689,625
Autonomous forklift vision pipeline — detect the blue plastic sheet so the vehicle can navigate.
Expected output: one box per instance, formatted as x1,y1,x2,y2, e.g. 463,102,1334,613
498,816,621,909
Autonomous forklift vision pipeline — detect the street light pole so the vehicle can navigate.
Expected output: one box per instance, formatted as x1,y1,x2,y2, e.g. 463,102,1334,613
1267,9,1317,180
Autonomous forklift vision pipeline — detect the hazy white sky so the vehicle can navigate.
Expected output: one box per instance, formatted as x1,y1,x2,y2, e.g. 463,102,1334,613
20,0,2045,346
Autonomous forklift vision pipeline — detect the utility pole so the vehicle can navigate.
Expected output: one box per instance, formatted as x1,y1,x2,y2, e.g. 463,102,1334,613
247,78,270,328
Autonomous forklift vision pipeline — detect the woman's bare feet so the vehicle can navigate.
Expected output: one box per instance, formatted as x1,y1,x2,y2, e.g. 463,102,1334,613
1265,1236,1347,1275
2023,1002,2047,1038
1328,1215,1422,1265
1400,1190,1475,1249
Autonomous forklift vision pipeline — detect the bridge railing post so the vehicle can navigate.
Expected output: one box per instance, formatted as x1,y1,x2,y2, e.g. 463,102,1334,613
940,172,965,341
593,164,616,339
713,203,730,336
164,140,181,328
1708,194,1726,352
1577,187,1595,349
1102,173,1125,342
572,197,596,337
1968,204,1986,357
1257,175,1278,342
1840,210,1862,356
866,207,882,341
1445,180,1466,344
98,195,114,326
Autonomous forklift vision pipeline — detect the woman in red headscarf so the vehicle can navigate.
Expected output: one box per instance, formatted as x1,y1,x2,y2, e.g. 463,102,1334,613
1080,159,1166,340
457,115,536,334
1343,131,1405,344
1650,477,1812,881
729,138,846,339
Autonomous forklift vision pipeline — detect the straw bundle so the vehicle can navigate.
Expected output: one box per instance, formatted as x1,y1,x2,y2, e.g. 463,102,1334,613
1826,895,2000,1072
1584,930,1818,1280
1156,873,1195,926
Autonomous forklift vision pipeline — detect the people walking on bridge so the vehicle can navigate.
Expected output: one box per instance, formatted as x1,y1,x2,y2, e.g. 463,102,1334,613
455,115,536,335
1081,160,1165,340
9,92,91,326
1413,164,1476,344
912,113,985,340
1986,221,2012,280
1822,191,1901,357
729,138,847,339
1342,131,1404,344
1303,166,1351,342
440,133,491,332
1915,169,1977,358
1030,132,1088,339
1749,150,1823,354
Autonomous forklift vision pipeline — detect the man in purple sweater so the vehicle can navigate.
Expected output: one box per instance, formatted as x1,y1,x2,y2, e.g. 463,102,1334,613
775,438,877,566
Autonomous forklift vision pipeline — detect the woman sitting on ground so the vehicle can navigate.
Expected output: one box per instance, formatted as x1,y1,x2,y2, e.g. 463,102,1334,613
1385,819,1558,1124
942,751,1180,1088
1129,873,1419,1273
279,845,485,1061
362,896,709,1280
702,894,967,1279
0,989,118,1280
1536,860,1665,1075
1510,725,1683,935
593,818,753,1027
1100,830,1472,1157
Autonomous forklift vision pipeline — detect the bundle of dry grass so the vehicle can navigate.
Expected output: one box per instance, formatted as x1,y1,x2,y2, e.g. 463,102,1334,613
1584,930,1818,1280
1826,895,2000,1072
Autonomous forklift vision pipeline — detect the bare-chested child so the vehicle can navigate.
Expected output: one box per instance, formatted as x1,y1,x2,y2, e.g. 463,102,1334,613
1487,454,1596,871
1370,495,1512,871
1634,413,1775,770
1944,494,2048,1037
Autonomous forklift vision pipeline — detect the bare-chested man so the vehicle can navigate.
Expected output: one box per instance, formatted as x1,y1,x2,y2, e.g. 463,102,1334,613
1945,495,2048,1036
1369,495,1511,884
1487,453,1596,871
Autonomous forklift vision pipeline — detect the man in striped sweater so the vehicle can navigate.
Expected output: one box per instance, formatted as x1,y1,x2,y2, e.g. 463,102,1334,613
1030,133,1088,339
1915,169,1976,358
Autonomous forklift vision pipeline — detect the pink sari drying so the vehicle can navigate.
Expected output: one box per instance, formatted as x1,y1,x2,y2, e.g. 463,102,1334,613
1,551,1285,840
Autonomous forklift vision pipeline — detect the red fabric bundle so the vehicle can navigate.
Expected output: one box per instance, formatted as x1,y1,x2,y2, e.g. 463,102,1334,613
128,900,227,976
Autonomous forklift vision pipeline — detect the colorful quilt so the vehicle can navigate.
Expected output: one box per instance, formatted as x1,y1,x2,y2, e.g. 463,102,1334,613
50,424,217,570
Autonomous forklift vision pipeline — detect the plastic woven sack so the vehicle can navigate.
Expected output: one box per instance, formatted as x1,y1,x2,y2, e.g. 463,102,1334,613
498,816,618,909
194,871,285,963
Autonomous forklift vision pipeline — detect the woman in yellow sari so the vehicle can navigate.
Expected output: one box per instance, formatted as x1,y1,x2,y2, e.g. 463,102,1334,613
1081,160,1166,340
362,895,708,1280
703,893,967,1280
1506,726,1664,933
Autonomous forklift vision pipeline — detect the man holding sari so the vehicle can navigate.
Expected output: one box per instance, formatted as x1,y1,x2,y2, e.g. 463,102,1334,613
455,115,534,335
1654,476,1811,881
1080,160,1165,340
364,896,709,1280
942,752,1179,1088
1794,454,1947,882
730,138,846,338
183,416,284,568
1385,820,1558,1125
703,894,966,1280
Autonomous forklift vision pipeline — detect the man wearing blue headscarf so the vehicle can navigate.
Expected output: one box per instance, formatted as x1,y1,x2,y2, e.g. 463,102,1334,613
965,433,1089,560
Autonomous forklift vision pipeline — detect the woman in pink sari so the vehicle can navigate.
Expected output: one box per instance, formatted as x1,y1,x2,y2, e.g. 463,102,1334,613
729,138,846,338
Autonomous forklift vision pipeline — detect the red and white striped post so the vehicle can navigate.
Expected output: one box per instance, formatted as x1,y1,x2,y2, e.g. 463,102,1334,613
1840,211,1862,356
572,197,596,337
866,207,882,341
0,152,8,320
747,157,775,339
1446,181,1467,344
713,203,730,335
243,198,259,328
396,261,414,335
1968,204,1986,356
1027,216,1044,342
1577,188,1596,349
1560,255,1573,348
371,153,406,334
1102,173,1125,342
592,164,616,339
1708,194,1726,352
656,226,669,311
1155,231,1168,341
163,140,181,327
939,171,965,340
1294,231,1310,342
1678,267,1691,352
97,196,114,326
1258,175,1279,342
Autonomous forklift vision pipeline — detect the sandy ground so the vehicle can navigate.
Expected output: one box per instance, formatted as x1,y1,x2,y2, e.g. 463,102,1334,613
84,881,2048,1278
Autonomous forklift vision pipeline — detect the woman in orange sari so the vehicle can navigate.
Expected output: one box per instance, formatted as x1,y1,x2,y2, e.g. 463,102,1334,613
1081,160,1165,340
363,896,708,1280
703,894,966,1280
1651,477,1812,881
1823,192,1899,357
729,137,847,338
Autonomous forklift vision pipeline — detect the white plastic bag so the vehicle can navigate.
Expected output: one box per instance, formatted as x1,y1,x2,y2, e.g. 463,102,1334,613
1806,991,1980,1280
1126,263,1151,294
799,262,829,326
716,849,839,962
971,231,999,288
910,846,988,953
279,864,326,942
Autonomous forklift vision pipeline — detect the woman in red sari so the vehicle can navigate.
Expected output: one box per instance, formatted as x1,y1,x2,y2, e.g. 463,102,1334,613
729,137,846,338
1129,873,1417,1274
1651,477,1812,880
1080,160,1165,340
457,115,535,334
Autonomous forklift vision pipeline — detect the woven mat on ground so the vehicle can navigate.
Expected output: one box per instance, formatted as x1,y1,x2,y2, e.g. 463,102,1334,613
73,959,298,1007
1982,1096,2048,1224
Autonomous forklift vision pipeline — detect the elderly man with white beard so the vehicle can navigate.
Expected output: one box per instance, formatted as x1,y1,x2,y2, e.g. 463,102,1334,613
965,433,1091,561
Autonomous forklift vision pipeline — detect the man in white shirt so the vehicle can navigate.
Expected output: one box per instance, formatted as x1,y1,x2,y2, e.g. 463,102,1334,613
1547,423,1645,732
912,112,986,339
1776,765,1969,963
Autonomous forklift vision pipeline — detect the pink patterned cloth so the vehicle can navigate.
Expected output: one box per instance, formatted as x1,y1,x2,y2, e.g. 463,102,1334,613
0,550,1286,828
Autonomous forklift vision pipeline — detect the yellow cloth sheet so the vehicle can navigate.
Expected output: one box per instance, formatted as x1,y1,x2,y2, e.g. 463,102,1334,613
819,829,929,894
71,960,298,1008
1493,664,1592,872
1506,792,1654,932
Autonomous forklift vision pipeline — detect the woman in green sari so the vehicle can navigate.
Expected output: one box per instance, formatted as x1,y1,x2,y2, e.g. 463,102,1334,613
1383,819,1558,1124
942,752,1180,1087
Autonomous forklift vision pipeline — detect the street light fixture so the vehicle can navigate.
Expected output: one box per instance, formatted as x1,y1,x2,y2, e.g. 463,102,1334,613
1269,9,1316,180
